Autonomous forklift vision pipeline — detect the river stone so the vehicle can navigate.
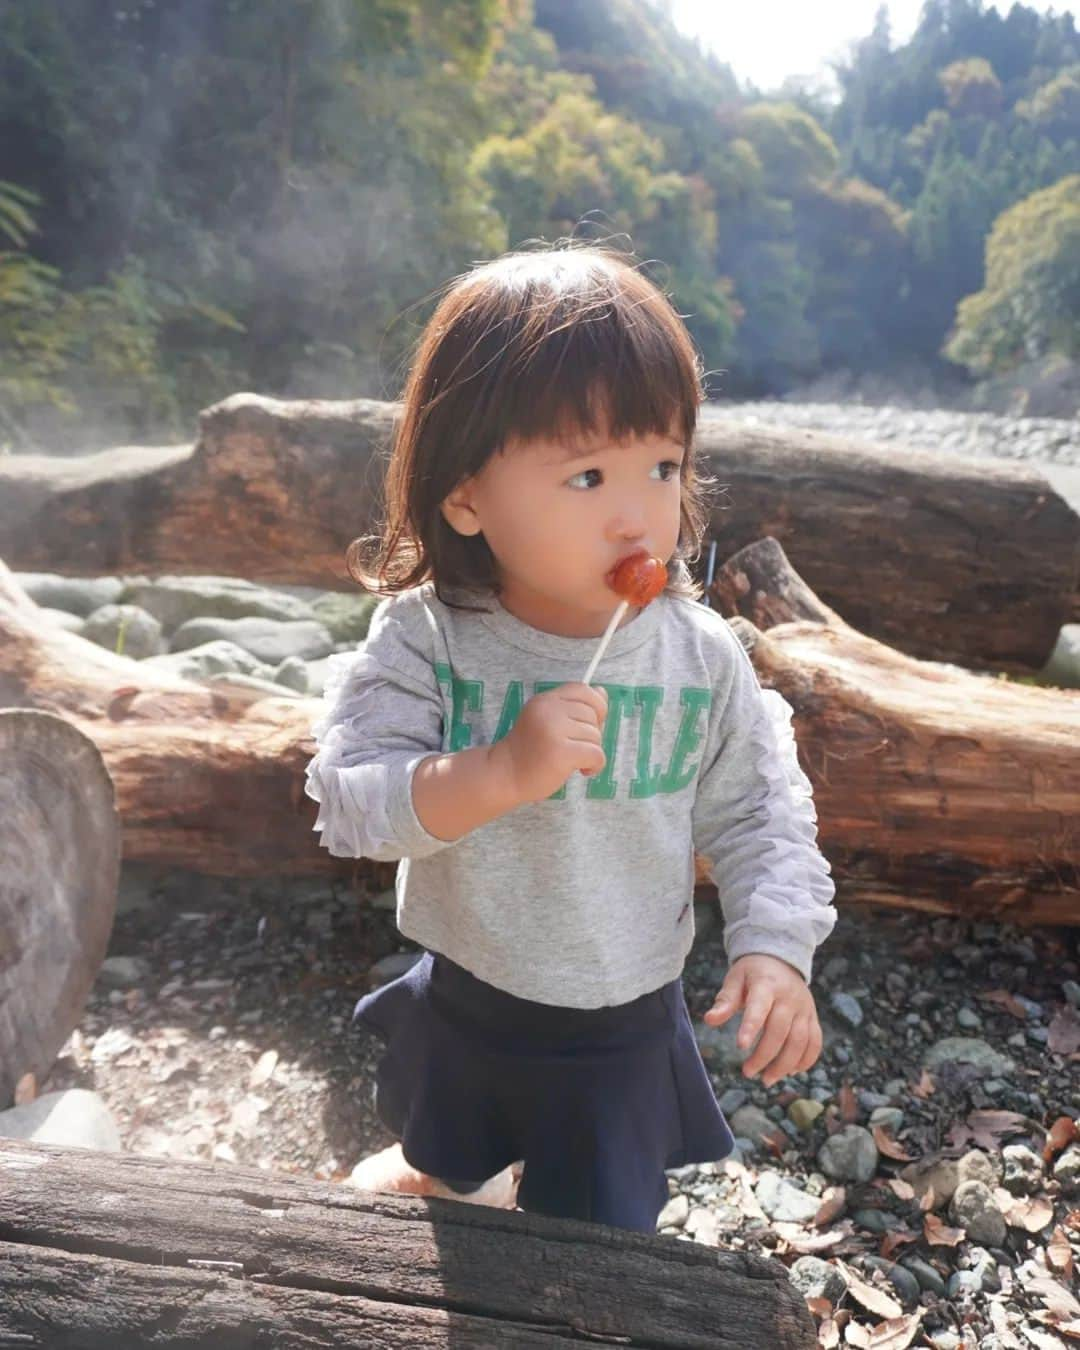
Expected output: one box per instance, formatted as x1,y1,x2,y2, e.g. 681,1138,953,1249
861,1256,920,1309
12,572,125,616
789,1255,845,1303
82,603,166,658
143,639,273,682
170,616,334,664
923,1037,1014,1077
948,1180,1006,1245
755,1171,822,1223
729,1105,777,1147
272,655,309,693
694,1016,751,1071
817,1125,879,1183
0,1089,122,1151
957,1149,1000,1188
900,1155,960,1205
39,607,87,633
1053,1144,1080,1192
122,575,317,632
788,1098,825,1130
310,591,379,644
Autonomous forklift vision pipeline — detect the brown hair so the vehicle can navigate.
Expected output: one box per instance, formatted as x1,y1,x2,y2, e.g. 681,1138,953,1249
348,242,713,606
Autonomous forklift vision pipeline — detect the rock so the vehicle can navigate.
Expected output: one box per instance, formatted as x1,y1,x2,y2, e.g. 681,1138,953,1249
956,1007,982,1029
860,1256,920,1309
143,638,273,682
82,603,165,658
272,655,309,694
755,1171,822,1223
869,1106,904,1132
657,1192,690,1228
0,1090,122,1151
122,576,317,632
367,951,422,988
310,591,379,644
1053,1143,1080,1193
12,572,126,616
901,1255,947,1297
817,1125,879,1183
39,607,86,633
97,955,150,989
948,1179,1007,1245
170,615,334,664
947,1268,982,1298
829,992,863,1028
729,1105,778,1147
1063,980,1080,1008
899,1155,959,1205
957,1149,1001,1188
694,1016,752,1072
788,1255,846,1304
788,1099,825,1130
718,1087,749,1115
923,1037,1014,1077
1001,1143,1044,1194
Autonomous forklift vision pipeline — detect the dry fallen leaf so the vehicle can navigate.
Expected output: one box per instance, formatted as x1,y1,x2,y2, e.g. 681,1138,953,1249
880,1230,920,1260
872,1125,915,1161
814,1186,847,1227
844,1319,871,1347
249,1049,279,1089
978,988,1030,1019
924,1213,965,1246
950,1108,1031,1151
995,1188,1055,1233
1047,1226,1075,1282
909,1068,935,1099
1044,1116,1079,1163
835,1260,903,1320
839,1080,858,1123
818,1315,841,1348
887,1179,915,1202
919,1184,937,1214
1028,1276,1080,1321
866,1310,924,1349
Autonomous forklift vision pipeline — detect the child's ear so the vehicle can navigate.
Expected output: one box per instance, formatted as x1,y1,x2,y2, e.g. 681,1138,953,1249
440,480,483,537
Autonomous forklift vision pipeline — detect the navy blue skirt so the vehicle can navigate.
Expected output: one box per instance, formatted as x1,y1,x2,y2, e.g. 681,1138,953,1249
352,950,734,1233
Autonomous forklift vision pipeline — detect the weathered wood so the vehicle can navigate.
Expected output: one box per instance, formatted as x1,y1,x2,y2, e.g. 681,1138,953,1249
0,1139,816,1349
0,712,120,1110
695,538,1080,924
3,548,1079,922
0,394,1076,669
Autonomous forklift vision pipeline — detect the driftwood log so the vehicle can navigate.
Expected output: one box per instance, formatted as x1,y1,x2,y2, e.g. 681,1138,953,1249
0,394,1077,671
0,711,120,1109
0,1139,816,1349
697,538,1080,924
2,550,1079,921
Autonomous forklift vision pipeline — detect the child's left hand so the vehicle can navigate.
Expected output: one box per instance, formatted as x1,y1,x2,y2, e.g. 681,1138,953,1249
703,953,822,1088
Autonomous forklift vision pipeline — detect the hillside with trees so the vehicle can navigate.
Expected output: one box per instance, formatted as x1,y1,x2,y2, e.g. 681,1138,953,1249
1,0,1077,452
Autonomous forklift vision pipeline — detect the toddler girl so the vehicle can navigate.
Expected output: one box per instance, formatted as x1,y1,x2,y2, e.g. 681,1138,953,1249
305,244,836,1233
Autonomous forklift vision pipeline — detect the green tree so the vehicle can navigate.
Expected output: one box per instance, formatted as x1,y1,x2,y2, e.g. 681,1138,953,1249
945,174,1080,373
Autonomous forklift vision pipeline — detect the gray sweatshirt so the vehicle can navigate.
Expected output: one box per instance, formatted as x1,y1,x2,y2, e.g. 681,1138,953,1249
304,579,836,1008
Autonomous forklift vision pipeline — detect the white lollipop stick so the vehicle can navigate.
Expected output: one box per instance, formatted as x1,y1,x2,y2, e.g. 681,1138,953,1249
583,599,628,686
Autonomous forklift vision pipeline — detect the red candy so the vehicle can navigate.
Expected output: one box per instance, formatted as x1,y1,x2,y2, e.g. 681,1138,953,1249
606,553,667,607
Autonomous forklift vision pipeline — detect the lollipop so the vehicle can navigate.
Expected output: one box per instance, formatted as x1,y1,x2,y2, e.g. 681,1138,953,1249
582,553,667,685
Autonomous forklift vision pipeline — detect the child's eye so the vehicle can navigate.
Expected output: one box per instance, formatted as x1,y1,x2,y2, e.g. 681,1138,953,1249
651,460,682,481
567,468,603,490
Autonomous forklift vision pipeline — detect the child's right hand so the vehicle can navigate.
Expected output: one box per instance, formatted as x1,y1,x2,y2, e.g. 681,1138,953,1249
491,683,608,805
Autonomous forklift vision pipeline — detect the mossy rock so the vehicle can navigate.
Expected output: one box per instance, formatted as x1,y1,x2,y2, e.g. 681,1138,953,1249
311,592,379,644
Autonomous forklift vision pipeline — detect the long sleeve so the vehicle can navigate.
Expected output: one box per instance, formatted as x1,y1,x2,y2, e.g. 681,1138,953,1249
303,599,454,863
692,625,836,983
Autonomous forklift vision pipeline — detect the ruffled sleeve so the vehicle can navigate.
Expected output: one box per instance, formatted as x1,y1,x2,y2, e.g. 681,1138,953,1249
303,596,454,862
691,624,836,983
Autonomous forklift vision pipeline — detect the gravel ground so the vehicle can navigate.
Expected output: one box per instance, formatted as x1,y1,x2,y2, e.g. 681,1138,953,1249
44,865,1080,1349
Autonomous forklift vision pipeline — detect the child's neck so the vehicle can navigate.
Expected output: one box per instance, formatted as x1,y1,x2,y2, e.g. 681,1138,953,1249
494,583,641,639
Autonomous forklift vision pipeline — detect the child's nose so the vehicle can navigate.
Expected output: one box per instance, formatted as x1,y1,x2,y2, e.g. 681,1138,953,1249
606,501,647,541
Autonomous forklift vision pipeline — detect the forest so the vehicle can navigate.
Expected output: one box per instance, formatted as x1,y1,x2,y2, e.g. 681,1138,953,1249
1,0,1078,451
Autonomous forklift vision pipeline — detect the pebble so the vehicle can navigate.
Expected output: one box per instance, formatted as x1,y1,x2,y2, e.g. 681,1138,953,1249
948,1180,1007,1246
829,992,863,1028
817,1125,879,1183
860,1256,921,1309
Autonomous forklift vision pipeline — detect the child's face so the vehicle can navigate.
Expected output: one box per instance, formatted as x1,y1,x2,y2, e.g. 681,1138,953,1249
441,423,685,637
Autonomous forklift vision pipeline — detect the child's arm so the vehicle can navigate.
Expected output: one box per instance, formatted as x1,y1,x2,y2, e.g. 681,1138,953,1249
691,623,837,984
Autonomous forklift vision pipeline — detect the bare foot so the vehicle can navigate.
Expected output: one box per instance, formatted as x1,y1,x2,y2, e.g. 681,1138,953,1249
348,1143,520,1209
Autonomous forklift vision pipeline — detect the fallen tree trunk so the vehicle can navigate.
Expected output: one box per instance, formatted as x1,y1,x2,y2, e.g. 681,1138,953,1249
0,394,1076,670
0,712,119,1109
694,538,1080,924
0,1139,815,1349
2,550,1077,921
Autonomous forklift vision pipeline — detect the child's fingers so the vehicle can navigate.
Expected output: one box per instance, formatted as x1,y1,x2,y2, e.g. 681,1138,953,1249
760,1015,812,1087
796,1017,824,1073
703,967,747,1026
740,1006,793,1080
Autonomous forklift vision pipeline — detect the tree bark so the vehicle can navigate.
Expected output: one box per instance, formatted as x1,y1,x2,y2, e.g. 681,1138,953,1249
694,538,1080,924
0,712,119,1109
0,394,1076,670
0,1139,815,1349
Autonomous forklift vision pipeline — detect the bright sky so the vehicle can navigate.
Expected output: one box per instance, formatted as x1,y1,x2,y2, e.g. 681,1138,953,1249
667,0,1078,95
